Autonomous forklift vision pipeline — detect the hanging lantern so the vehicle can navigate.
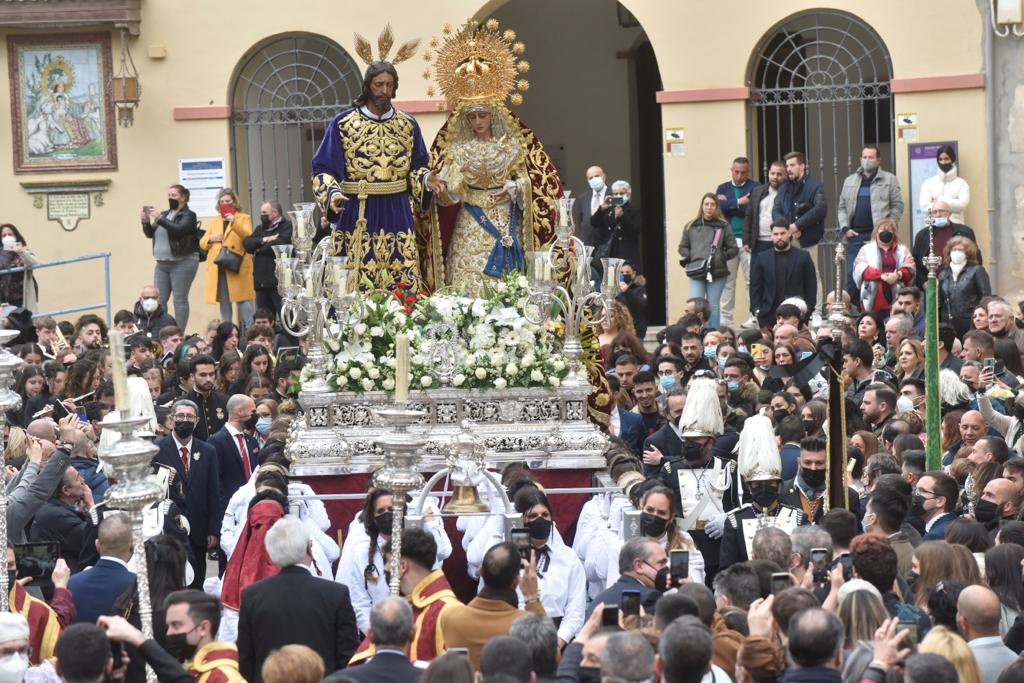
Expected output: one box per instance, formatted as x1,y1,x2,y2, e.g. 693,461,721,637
110,24,141,127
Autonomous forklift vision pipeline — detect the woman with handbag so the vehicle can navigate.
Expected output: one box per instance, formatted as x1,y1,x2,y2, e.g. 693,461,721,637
678,193,738,328
199,188,255,329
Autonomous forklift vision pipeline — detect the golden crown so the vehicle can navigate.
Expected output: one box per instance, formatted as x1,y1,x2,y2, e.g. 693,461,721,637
423,18,530,106
354,24,421,66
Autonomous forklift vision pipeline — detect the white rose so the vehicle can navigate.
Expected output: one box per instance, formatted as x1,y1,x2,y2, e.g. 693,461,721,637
548,376,561,388
412,354,424,365
516,275,529,288
453,374,466,387
421,375,433,388
522,353,536,368
368,367,381,379
386,357,397,368
494,377,508,390
496,282,507,293
552,360,566,372
531,369,544,382
349,367,362,379
361,378,374,391
327,339,341,353
475,367,488,380
383,378,396,390
370,326,384,337
337,376,349,388
505,363,518,377
337,362,349,374
354,322,368,336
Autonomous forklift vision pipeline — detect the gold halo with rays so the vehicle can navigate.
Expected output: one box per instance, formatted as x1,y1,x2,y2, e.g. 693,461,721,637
423,17,529,107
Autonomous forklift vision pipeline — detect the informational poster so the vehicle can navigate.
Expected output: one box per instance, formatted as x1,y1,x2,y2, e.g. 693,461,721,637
909,141,957,240
665,127,685,156
896,113,918,142
179,158,226,218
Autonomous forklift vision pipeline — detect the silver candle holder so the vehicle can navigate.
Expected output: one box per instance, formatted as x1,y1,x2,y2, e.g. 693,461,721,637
0,329,22,610
370,406,426,595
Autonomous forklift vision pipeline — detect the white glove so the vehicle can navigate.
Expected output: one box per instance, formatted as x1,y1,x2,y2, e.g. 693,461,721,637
704,513,727,540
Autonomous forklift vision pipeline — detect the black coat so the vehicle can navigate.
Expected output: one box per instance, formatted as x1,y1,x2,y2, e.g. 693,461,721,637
911,222,980,288
591,202,642,267
587,574,661,619
939,264,991,335
778,479,862,523
616,279,648,339
772,174,827,247
153,436,221,546
28,499,99,573
185,389,228,442
337,651,423,683
142,208,199,259
242,217,293,289
132,301,177,339
749,246,817,327
237,565,360,683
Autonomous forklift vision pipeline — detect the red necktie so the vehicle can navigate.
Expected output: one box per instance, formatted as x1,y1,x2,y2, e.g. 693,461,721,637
180,446,189,474
235,433,252,479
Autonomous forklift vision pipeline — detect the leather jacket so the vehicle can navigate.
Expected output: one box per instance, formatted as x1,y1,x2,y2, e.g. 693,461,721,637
142,208,199,259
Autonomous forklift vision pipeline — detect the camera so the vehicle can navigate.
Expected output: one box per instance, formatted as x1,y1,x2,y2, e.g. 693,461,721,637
610,195,627,207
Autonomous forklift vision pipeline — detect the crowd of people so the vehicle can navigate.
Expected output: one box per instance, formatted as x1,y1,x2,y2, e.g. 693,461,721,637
0,138,1011,683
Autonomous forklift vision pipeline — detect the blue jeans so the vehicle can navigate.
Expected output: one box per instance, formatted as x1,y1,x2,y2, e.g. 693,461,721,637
689,276,727,328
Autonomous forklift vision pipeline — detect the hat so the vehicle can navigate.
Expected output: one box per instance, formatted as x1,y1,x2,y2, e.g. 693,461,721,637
678,378,723,438
0,613,29,644
735,415,782,482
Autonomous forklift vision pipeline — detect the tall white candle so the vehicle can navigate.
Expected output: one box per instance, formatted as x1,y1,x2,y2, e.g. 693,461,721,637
395,334,409,403
109,331,129,412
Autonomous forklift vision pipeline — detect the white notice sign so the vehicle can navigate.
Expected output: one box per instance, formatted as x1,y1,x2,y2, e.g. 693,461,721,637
179,158,226,218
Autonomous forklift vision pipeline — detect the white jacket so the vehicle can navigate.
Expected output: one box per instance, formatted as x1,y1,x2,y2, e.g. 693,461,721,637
919,165,970,224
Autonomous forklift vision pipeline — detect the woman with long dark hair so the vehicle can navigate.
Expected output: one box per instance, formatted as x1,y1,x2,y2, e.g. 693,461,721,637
12,365,44,427
229,344,274,395
336,488,395,634
0,224,39,310
985,543,1024,635
211,321,240,363
678,193,739,328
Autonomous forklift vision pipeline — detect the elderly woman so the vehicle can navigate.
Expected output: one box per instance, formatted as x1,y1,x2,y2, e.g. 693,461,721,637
939,235,991,337
678,193,739,328
852,217,915,314
198,188,255,329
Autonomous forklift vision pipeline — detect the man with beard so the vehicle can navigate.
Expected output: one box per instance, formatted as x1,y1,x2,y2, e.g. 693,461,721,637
720,415,804,569
749,222,817,331
311,36,443,291
184,354,227,442
860,383,897,438
974,478,1022,540
679,333,712,385
743,160,785,256
641,388,686,477
780,436,861,524
657,379,739,585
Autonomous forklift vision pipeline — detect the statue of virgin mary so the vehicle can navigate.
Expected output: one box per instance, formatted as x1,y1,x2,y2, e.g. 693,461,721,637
415,19,561,294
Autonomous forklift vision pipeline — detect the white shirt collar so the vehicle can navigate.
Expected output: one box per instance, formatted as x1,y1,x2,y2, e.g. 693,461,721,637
359,105,395,121
225,422,244,438
171,433,192,452
100,556,134,572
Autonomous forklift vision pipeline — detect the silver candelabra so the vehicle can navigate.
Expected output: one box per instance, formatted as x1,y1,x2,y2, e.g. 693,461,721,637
0,330,22,610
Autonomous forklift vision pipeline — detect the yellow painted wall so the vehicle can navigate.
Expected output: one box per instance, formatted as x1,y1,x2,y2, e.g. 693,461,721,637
0,0,987,332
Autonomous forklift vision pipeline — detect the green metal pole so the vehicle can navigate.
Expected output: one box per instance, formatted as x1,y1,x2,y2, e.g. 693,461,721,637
924,243,942,471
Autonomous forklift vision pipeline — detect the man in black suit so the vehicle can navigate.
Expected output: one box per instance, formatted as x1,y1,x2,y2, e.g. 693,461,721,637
642,389,685,477
153,398,221,587
238,516,359,683
207,394,259,519
749,221,817,331
571,165,611,248
334,597,422,682
242,200,293,315
184,354,228,442
588,536,667,619
743,160,786,257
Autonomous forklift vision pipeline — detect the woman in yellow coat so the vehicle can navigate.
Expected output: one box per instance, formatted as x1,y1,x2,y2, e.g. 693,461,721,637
199,188,256,328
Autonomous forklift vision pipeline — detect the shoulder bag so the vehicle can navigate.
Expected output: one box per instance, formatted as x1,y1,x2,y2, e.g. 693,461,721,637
684,226,723,282
213,221,243,273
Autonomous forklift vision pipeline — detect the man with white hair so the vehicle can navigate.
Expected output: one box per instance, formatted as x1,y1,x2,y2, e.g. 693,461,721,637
987,299,1024,370
591,179,642,278
237,517,358,683
911,198,979,287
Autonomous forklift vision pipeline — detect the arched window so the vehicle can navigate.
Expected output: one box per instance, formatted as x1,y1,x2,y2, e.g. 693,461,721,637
748,11,893,299
230,34,362,212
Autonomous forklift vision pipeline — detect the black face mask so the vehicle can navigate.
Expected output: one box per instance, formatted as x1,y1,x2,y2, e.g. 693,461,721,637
578,667,602,683
168,197,180,211
773,409,790,423
640,512,669,537
652,564,671,593
681,439,707,463
374,511,395,535
526,516,552,541
938,161,954,173
910,494,926,518
750,487,779,509
974,499,1000,524
802,419,817,434
173,421,195,440
621,274,633,284
244,413,258,431
164,632,197,661
260,213,271,229
878,231,894,244
801,467,826,489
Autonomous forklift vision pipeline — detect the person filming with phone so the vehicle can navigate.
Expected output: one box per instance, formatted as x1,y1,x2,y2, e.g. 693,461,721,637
141,184,200,332
591,180,642,282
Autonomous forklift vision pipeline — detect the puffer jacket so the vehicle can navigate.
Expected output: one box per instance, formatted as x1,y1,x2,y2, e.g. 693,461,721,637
919,165,970,224
678,218,738,280
939,264,991,329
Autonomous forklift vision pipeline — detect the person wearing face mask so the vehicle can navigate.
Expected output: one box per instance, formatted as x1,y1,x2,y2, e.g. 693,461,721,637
642,389,687,476
588,536,671,620
572,165,610,249
141,184,200,332
0,613,31,683
591,179,643,277
938,235,991,338
913,471,960,541
973,478,1022,540
919,144,971,225
614,260,648,340
837,145,905,303
656,379,740,585
911,198,980,287
0,224,38,312
132,283,178,343
720,415,805,568
780,436,862,525
208,394,260,523
160,590,244,680
852,217,915,315
154,399,220,588
242,200,292,317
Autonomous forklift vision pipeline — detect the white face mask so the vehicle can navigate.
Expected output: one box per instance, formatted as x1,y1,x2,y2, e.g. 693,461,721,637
1,236,16,249
0,653,29,683
141,297,159,313
950,250,966,265
588,176,605,191
896,395,916,413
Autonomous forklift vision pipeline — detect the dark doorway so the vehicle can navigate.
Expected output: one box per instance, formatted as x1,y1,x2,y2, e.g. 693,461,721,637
633,39,665,325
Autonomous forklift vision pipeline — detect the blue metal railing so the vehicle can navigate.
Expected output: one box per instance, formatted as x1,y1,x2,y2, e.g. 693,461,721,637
0,252,112,325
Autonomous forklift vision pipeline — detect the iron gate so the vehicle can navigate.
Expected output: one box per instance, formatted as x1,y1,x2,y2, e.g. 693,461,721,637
748,10,894,310
230,34,363,214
